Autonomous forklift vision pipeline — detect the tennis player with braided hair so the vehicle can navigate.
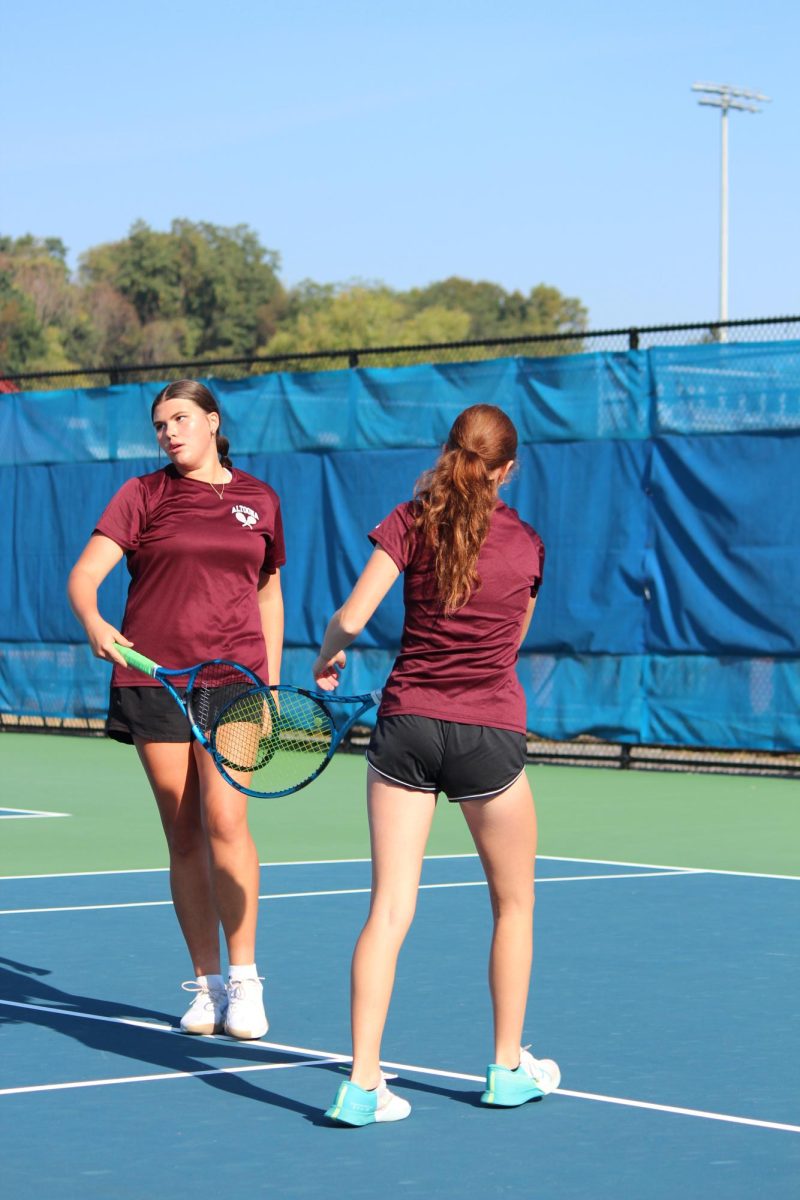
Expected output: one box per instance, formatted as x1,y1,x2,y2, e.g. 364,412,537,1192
312,403,560,1126
68,379,284,1040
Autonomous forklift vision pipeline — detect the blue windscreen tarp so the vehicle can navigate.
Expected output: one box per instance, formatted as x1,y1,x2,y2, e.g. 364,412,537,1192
1,341,799,751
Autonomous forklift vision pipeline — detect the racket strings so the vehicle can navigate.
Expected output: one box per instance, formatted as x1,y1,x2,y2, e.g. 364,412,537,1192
187,663,259,733
212,690,335,791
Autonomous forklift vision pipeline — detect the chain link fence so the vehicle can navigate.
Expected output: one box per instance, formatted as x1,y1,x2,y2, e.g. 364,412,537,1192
3,315,800,392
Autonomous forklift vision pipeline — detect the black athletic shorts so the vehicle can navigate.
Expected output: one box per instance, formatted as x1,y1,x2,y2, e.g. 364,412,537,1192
366,713,527,802
106,686,192,745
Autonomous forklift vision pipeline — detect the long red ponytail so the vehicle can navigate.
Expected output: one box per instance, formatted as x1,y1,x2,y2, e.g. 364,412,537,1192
413,405,518,612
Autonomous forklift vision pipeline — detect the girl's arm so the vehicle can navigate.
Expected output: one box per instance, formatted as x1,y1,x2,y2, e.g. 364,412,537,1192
519,596,537,645
312,548,400,690
66,534,131,665
258,568,284,686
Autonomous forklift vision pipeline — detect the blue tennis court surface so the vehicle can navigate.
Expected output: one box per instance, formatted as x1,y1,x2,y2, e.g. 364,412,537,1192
1,854,798,1198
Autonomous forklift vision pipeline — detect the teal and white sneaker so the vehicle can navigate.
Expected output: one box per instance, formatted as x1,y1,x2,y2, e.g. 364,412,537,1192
325,1073,411,1127
481,1047,561,1107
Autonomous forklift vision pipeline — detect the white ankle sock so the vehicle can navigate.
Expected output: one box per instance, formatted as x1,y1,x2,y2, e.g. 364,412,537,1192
228,963,258,981
197,973,225,992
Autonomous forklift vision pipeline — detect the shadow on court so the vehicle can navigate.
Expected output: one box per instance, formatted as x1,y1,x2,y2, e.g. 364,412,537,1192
0,956,489,1124
0,956,345,1121
387,1073,485,1109
0,955,177,1026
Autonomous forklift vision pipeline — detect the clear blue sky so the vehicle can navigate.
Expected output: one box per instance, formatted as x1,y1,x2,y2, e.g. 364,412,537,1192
3,0,797,329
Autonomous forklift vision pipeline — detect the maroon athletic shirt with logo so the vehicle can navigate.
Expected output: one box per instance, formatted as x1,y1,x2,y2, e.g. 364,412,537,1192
369,500,544,734
95,466,286,687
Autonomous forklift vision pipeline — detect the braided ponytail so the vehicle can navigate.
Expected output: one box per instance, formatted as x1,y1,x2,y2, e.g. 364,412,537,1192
215,432,233,470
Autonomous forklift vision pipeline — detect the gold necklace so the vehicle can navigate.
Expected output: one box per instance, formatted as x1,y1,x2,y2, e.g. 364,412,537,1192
208,473,227,500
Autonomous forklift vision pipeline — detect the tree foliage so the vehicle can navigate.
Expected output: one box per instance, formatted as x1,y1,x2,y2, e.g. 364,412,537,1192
80,219,285,362
408,277,587,341
0,236,74,373
0,269,47,373
263,284,471,361
0,222,588,379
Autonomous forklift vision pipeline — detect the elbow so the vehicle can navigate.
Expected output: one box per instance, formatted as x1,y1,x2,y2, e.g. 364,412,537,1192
337,607,365,639
66,564,82,603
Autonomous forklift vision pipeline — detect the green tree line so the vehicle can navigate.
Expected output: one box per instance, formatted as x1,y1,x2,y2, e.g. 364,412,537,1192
0,220,588,379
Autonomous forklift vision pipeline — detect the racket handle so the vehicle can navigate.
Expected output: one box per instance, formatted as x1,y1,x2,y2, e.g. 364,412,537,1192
114,643,159,677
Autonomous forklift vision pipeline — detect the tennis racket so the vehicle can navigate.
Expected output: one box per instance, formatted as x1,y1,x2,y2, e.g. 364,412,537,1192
113,644,265,770
207,684,382,798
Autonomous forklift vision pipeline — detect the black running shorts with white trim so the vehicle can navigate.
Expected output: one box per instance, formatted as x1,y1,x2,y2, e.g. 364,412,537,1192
106,686,192,745
366,714,527,802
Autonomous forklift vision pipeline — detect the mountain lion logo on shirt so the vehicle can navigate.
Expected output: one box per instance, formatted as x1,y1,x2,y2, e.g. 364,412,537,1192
231,504,259,530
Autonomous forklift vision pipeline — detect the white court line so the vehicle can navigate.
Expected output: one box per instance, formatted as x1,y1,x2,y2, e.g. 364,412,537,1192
538,854,800,883
0,1000,797,1134
1,852,796,883
0,853,470,882
0,1057,342,1097
0,809,69,820
0,870,701,917
549,1088,800,1133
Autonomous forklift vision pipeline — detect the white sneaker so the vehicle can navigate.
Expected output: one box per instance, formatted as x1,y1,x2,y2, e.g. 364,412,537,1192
375,1073,412,1123
519,1047,561,1094
179,980,228,1035
225,975,269,1039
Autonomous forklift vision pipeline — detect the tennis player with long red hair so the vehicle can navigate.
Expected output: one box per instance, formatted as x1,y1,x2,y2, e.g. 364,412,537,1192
312,403,560,1126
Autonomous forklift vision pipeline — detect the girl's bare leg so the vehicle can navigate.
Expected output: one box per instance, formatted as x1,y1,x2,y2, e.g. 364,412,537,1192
349,769,436,1090
459,770,537,1069
193,746,260,967
135,739,221,975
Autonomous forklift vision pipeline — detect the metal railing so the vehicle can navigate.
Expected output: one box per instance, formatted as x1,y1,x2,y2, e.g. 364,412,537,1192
3,314,799,392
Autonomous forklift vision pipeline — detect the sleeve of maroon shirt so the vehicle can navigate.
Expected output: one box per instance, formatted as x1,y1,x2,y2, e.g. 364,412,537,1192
367,503,415,572
522,520,545,596
94,477,148,551
261,493,286,574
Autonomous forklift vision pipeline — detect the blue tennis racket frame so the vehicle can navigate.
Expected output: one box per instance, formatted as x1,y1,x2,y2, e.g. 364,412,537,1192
211,683,382,799
113,644,265,748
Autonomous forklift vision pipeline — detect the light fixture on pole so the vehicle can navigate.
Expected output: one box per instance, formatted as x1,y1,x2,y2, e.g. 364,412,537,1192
692,82,770,342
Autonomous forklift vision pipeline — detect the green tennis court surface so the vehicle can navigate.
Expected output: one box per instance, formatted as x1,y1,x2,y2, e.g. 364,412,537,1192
1,732,798,877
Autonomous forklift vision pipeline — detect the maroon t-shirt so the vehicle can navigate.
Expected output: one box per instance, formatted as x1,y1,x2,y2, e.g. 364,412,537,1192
95,466,286,687
369,500,544,734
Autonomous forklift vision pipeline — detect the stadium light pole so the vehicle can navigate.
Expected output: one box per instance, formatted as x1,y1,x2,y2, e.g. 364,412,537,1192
692,83,770,342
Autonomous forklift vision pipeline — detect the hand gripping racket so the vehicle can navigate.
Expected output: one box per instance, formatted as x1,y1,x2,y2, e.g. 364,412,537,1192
113,644,265,770
207,684,382,798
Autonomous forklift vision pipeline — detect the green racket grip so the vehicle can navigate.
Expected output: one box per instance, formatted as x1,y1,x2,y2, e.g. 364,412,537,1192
114,643,159,677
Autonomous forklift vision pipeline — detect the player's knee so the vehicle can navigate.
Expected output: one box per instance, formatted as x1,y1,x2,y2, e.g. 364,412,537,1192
203,808,247,846
370,897,417,936
165,822,205,860
488,886,535,920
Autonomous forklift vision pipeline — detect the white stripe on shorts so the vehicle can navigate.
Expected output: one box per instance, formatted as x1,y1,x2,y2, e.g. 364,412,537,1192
449,765,527,802
365,757,438,793
365,757,525,801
